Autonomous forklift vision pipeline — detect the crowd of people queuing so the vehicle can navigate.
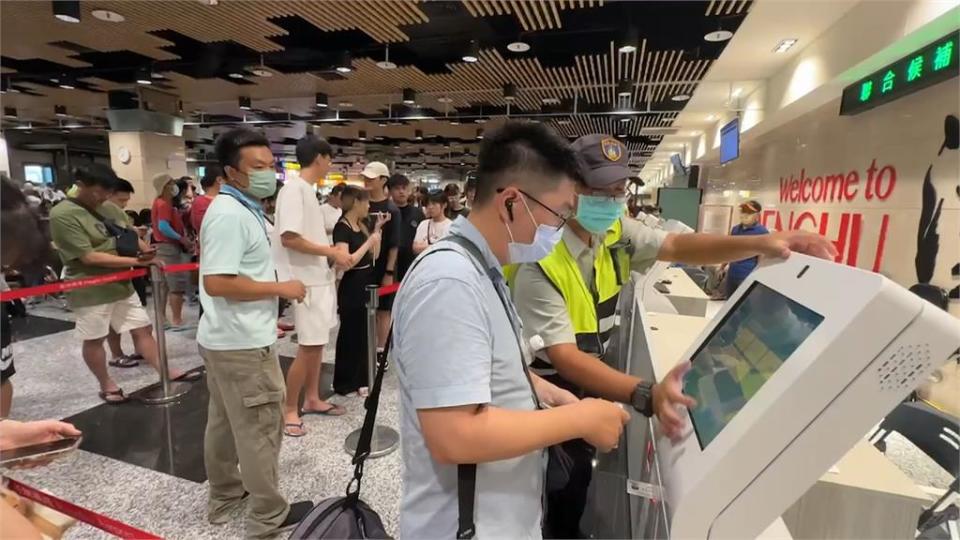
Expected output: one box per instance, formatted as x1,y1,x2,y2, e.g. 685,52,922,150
0,127,475,538
0,119,832,540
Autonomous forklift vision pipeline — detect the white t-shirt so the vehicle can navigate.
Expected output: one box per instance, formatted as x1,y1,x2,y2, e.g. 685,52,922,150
319,202,341,243
414,218,452,247
274,177,333,286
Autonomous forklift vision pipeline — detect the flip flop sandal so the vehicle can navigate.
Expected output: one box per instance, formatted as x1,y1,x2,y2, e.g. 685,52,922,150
99,389,128,404
128,353,144,361
283,422,306,438
172,369,204,382
108,355,140,368
300,404,347,417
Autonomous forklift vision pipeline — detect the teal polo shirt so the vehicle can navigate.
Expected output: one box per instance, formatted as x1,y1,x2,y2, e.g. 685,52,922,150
197,190,277,350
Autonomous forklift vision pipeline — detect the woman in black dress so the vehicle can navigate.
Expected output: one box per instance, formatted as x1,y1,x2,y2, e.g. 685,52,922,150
332,186,388,396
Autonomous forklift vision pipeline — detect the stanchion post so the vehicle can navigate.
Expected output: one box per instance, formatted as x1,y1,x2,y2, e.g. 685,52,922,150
140,264,191,405
344,285,399,458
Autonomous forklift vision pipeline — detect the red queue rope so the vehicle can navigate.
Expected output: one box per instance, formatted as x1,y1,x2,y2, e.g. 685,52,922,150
3,478,163,540
1,262,402,302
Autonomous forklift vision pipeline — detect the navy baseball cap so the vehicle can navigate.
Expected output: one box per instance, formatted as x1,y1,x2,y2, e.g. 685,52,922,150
571,134,631,188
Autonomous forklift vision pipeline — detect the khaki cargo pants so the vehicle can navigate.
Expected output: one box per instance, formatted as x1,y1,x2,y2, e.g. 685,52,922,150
199,344,289,539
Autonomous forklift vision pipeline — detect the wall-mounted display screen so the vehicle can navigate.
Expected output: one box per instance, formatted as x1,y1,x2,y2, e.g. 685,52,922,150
720,119,739,164
684,282,824,448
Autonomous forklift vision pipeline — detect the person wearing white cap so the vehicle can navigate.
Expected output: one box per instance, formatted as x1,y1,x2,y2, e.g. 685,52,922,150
360,161,400,352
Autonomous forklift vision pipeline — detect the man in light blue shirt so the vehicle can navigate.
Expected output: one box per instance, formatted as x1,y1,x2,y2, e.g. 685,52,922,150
393,122,632,539
197,128,312,539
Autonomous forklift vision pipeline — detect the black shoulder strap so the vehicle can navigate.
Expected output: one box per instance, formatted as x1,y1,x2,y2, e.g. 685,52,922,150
66,198,108,223
436,235,544,539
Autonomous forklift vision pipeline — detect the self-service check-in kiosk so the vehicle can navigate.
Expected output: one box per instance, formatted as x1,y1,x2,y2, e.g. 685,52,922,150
588,253,960,539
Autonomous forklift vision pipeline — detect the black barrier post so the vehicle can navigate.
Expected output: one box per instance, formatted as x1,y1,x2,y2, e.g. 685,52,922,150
139,265,191,404
344,285,399,457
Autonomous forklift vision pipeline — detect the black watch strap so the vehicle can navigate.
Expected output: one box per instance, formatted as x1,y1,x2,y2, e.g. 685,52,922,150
631,381,655,418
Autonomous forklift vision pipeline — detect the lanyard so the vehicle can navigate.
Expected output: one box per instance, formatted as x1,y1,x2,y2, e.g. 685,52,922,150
219,185,269,243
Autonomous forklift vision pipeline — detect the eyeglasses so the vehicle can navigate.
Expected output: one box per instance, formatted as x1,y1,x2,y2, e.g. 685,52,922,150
497,188,573,231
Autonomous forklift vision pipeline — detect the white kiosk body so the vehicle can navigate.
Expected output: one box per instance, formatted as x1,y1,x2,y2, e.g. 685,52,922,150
656,253,960,539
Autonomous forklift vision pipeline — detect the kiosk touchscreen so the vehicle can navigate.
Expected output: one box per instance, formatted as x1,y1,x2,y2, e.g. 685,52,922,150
655,253,960,539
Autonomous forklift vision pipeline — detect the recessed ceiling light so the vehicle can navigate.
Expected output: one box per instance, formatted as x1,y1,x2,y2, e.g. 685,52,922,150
268,106,284,113
620,117,632,123
378,121,388,127
250,68,273,77
402,88,417,105
507,41,530,53
463,40,480,63
91,9,124,22
151,71,164,79
228,72,245,79
475,117,487,124
316,93,328,108
704,30,734,42
557,119,571,125
335,51,353,73
671,93,691,102
617,79,632,98
618,27,639,54
437,96,453,103
773,38,798,53
53,0,81,23
339,101,353,107
376,60,398,69
136,67,153,85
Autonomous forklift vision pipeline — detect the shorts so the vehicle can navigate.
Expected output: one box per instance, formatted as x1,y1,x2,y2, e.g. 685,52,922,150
73,293,153,341
156,242,189,293
293,285,338,346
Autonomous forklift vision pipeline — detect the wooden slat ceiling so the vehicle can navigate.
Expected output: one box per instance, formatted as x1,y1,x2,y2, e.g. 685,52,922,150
462,0,605,31
1,0,750,165
0,0,429,66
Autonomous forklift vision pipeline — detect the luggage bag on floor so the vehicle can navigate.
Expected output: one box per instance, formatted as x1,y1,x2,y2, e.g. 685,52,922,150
289,342,392,539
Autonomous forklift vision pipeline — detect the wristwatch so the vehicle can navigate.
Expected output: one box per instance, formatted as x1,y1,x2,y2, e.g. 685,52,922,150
630,381,655,418
385,270,395,275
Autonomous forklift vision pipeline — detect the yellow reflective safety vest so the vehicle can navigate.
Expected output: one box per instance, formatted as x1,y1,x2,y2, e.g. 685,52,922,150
525,219,631,372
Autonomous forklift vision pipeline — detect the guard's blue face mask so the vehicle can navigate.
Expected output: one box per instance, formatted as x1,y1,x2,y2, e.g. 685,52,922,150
576,194,626,234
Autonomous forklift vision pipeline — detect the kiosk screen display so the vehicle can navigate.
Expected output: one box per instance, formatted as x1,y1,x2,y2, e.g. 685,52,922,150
684,283,824,448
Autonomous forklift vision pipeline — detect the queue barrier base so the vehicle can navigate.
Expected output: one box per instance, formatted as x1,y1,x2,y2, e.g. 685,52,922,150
344,425,399,459
138,380,194,405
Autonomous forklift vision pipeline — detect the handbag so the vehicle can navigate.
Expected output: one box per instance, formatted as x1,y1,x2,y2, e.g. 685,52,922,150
288,335,392,540
67,199,140,257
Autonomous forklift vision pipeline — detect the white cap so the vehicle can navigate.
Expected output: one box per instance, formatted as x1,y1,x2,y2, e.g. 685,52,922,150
360,161,390,179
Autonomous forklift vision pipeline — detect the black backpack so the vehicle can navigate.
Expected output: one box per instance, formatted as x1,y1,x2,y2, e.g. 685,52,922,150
289,344,392,539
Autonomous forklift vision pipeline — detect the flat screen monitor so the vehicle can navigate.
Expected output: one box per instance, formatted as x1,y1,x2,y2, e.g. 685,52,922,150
720,119,739,164
684,282,824,448
671,153,687,176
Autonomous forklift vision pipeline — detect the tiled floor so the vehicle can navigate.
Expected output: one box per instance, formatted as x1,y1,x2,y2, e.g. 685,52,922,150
2,297,954,539
6,298,402,539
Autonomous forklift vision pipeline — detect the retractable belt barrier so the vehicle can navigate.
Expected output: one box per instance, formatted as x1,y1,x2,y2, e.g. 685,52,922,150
3,478,163,539
0,264,198,302
1,264,401,302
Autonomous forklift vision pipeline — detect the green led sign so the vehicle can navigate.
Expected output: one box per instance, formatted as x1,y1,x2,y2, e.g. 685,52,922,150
840,32,958,116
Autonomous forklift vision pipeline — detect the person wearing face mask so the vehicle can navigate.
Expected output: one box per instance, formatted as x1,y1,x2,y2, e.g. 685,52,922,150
151,173,193,329
724,200,770,298
199,128,313,538
392,121,630,540
510,134,838,539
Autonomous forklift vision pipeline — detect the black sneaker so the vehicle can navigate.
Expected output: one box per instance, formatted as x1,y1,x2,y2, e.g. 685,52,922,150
279,500,314,529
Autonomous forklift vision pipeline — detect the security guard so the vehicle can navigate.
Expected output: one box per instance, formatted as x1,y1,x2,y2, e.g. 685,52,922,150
511,134,837,538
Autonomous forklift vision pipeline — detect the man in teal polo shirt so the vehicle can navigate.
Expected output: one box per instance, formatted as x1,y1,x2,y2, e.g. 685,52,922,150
198,128,311,538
